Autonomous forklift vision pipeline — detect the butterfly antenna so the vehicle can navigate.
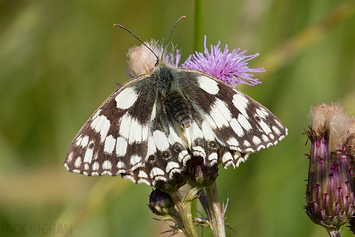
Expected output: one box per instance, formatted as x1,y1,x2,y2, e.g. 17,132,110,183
162,16,186,58
114,24,159,60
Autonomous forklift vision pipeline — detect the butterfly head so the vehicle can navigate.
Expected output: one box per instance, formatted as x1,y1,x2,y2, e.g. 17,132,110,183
118,17,185,78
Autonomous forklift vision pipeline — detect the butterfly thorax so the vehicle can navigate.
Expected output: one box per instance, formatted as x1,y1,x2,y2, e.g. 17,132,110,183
150,61,193,129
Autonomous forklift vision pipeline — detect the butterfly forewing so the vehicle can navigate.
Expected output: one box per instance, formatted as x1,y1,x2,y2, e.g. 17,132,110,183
65,63,287,185
65,69,193,185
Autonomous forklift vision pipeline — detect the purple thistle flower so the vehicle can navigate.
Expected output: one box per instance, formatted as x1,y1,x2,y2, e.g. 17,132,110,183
164,49,181,68
182,36,264,86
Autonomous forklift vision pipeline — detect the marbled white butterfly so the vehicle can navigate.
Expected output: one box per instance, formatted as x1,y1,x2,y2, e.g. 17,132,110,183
64,29,287,186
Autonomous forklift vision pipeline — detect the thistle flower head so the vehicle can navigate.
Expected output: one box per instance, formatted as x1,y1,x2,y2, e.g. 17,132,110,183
127,36,264,87
304,103,355,235
182,36,264,86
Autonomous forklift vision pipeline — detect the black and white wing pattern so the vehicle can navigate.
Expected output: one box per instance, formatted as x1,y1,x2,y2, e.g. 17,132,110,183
176,68,287,168
64,61,287,186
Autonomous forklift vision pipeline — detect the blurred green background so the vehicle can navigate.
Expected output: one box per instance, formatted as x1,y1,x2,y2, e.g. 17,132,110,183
1,0,355,236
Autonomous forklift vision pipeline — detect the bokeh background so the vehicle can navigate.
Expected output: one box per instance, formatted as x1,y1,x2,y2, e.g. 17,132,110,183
1,0,355,236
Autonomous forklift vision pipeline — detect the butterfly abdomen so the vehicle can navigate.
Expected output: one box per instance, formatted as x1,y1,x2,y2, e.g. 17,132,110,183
165,91,192,128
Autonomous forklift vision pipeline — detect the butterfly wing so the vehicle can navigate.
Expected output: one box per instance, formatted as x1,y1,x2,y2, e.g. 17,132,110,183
64,73,191,186
177,68,288,168
64,74,151,177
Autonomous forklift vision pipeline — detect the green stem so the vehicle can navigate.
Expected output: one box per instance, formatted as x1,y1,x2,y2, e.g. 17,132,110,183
194,0,203,52
170,192,198,237
169,209,186,234
205,183,226,237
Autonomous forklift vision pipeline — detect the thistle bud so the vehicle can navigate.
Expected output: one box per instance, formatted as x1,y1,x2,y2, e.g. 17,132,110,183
304,103,355,235
148,189,175,216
